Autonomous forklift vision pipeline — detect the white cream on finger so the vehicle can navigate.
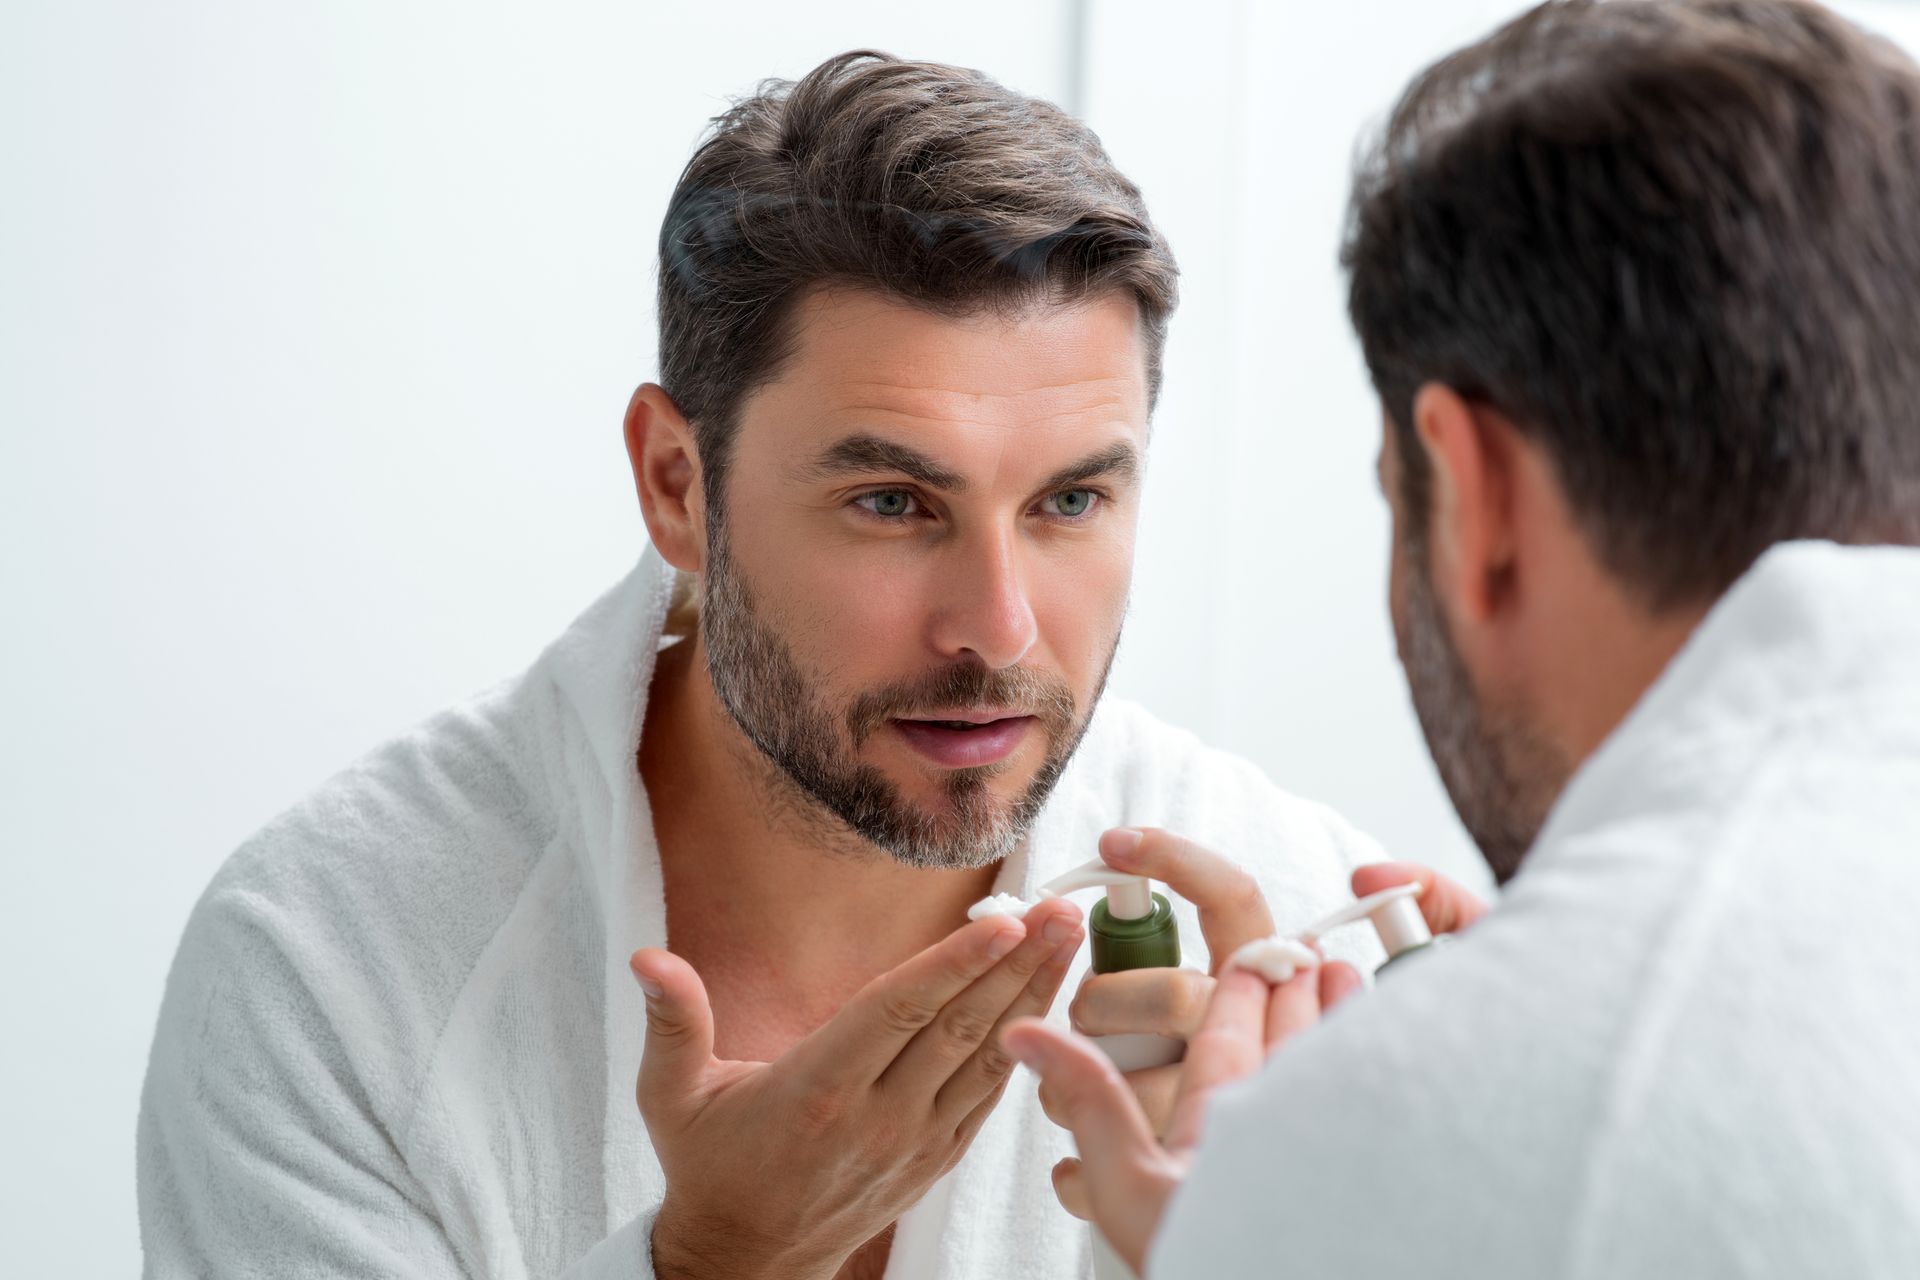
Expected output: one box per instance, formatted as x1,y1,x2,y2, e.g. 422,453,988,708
1226,936,1320,984
967,892,1033,921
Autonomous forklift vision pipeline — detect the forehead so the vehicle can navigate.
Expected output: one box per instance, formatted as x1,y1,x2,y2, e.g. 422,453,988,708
737,287,1150,449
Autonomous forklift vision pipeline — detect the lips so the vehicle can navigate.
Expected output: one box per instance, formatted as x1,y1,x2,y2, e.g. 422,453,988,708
890,715,1036,769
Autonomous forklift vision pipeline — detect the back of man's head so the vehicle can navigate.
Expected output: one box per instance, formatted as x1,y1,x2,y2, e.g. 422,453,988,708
656,51,1178,510
1345,0,1920,611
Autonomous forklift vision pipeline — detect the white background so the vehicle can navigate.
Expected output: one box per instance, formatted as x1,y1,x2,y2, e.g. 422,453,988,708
6,2,1917,1273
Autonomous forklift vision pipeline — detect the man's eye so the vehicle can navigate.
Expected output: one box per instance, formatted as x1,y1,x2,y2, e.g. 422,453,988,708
1041,489,1100,519
855,490,920,519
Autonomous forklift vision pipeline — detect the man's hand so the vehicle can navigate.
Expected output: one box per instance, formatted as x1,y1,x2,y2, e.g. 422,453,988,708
1004,859,1487,1272
1006,944,1360,1272
1351,860,1489,936
1039,827,1285,1215
629,896,1085,1280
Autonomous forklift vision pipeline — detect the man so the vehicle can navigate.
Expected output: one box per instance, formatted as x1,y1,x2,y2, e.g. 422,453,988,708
1010,1,1920,1275
137,52,1383,1279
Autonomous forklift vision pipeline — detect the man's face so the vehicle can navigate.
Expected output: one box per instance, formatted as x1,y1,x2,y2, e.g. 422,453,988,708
699,289,1149,870
1380,419,1568,884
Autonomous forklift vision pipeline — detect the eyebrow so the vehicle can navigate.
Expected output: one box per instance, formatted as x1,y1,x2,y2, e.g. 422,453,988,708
803,434,969,492
801,433,1142,496
1036,441,1141,493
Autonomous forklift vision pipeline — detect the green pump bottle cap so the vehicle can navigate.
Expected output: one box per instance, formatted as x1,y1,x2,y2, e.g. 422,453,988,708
1037,859,1181,974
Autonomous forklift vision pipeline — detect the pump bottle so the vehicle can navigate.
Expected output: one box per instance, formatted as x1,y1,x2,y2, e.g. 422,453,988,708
1302,881,1438,974
1035,859,1184,1277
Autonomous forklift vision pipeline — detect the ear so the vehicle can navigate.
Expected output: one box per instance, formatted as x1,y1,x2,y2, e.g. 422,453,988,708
624,383,706,573
1409,383,1518,625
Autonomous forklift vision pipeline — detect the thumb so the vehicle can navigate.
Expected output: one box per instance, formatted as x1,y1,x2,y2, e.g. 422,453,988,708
630,948,716,1121
1003,1019,1177,1274
1351,861,1489,936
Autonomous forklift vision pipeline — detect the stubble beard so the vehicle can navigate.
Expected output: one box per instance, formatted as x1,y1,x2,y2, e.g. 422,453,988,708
699,511,1115,870
1395,531,1570,885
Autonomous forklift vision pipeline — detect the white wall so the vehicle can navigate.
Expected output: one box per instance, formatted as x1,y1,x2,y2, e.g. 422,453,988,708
8,1,1920,1274
1,4,1073,1273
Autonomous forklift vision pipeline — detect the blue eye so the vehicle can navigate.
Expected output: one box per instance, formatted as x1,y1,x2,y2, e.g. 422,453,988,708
856,490,920,519
1042,489,1100,519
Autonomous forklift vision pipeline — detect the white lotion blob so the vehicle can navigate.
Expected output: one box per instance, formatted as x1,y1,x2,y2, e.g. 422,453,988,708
1226,936,1320,984
967,892,1033,921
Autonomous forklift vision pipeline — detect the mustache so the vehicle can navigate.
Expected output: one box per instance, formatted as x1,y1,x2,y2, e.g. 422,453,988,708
845,663,1079,747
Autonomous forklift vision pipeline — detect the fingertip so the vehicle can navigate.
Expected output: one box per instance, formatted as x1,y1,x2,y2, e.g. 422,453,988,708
1352,861,1427,896
1027,895,1084,932
1036,898,1082,924
986,922,1025,960
1099,826,1147,867
958,909,1028,959
629,949,668,998
1000,1016,1055,1068
1051,1156,1091,1220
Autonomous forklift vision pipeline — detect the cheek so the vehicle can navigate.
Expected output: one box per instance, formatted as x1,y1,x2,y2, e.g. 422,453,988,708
1388,534,1408,629
1386,523,1423,664
770,560,906,676
1031,543,1132,676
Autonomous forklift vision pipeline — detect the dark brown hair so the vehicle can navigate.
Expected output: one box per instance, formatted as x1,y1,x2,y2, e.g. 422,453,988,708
657,51,1179,507
1345,0,1920,608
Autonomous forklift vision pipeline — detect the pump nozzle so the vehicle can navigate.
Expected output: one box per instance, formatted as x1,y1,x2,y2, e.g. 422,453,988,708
1037,858,1155,920
1303,881,1434,968
1036,857,1179,976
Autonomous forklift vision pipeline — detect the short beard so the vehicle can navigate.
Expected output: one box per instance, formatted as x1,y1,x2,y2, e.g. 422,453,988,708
1395,532,1570,885
699,509,1111,871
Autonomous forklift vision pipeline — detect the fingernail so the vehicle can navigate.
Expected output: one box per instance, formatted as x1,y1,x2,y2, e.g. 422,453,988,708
1102,827,1145,864
632,967,664,999
988,928,1022,960
1044,914,1078,946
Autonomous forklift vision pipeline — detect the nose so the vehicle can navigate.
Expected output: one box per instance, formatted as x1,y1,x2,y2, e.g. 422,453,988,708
927,528,1039,669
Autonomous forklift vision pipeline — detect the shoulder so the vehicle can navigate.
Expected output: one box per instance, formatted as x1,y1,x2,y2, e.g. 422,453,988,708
1154,891,1626,1276
155,669,576,1124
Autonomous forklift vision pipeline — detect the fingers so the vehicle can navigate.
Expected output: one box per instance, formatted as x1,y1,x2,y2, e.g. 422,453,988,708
1003,1020,1161,1171
1052,1157,1090,1220
1262,951,1325,1051
1002,1020,1177,1275
793,912,1030,1084
630,949,717,1126
1101,828,1274,973
1352,861,1488,936
1319,960,1364,1012
1068,967,1215,1039
929,900,1086,1126
1163,968,1272,1151
1041,1061,1182,1138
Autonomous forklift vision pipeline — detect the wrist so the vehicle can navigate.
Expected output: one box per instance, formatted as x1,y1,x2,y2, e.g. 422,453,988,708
649,1206,740,1280
650,1203,828,1280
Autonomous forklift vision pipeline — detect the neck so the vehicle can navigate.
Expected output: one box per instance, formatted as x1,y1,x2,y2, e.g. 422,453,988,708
639,634,1002,985
1529,567,1712,774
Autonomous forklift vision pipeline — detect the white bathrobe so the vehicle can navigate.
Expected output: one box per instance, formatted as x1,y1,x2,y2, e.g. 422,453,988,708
1152,542,1920,1278
137,547,1384,1279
